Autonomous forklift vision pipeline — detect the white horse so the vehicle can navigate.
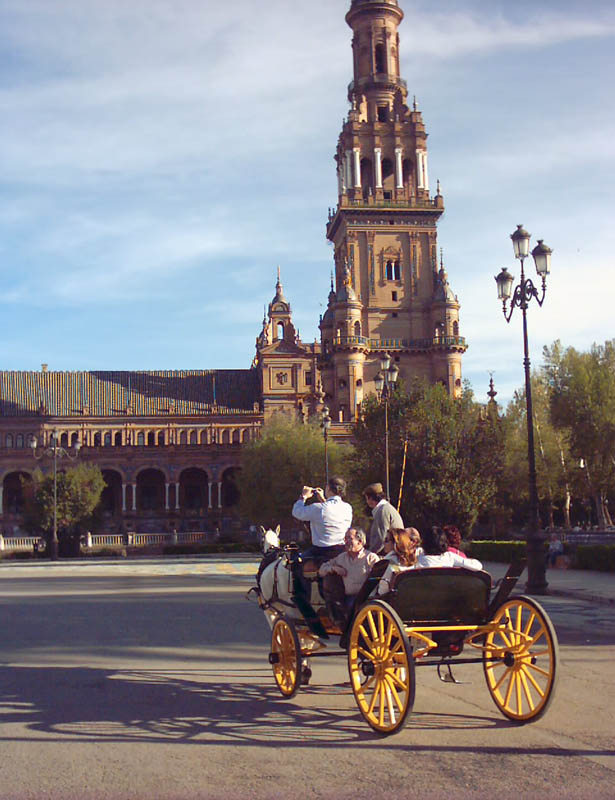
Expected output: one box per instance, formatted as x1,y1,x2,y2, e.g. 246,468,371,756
255,526,326,632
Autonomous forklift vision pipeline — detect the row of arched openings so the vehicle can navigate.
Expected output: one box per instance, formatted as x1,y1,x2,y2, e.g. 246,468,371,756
1,468,240,515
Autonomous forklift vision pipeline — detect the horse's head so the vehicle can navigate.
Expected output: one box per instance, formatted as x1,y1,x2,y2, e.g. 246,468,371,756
259,525,281,553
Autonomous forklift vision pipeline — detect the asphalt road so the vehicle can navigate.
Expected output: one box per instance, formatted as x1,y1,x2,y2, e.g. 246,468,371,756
0,557,613,800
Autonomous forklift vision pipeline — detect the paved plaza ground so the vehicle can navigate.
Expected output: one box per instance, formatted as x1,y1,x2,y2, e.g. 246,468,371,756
0,556,613,799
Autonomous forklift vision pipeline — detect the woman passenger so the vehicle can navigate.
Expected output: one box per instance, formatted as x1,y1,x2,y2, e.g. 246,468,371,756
417,526,482,570
443,524,467,557
377,528,422,595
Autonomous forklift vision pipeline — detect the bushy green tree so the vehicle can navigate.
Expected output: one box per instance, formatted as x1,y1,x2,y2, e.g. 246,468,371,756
501,373,573,528
352,380,502,536
22,463,106,555
542,339,615,528
238,416,348,529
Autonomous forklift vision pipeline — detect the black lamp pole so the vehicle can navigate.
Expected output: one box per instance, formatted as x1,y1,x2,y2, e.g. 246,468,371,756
31,430,81,560
495,225,552,594
374,353,399,500
321,406,332,486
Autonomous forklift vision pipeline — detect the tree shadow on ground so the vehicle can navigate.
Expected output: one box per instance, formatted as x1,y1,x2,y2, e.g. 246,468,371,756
0,665,614,759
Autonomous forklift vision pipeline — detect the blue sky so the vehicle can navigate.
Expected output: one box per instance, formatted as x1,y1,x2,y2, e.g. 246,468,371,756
1,0,614,406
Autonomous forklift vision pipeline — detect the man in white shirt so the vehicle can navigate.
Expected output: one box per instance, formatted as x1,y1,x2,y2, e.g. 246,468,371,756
290,477,353,637
292,476,353,561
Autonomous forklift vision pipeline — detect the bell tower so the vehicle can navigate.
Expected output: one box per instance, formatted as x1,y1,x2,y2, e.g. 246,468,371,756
320,0,467,421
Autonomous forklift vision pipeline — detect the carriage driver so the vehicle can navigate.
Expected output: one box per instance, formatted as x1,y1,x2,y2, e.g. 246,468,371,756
292,476,353,562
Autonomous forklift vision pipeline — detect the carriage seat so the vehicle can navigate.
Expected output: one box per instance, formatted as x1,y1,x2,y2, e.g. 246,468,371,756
386,568,492,657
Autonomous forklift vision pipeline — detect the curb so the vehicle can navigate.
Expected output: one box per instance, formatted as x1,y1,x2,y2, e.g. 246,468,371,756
548,587,615,607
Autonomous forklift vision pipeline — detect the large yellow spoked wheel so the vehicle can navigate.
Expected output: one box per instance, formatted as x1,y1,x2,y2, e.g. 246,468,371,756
270,616,302,698
348,600,415,735
484,595,558,723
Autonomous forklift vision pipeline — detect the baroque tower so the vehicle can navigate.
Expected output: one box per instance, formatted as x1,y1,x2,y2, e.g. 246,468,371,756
320,0,467,422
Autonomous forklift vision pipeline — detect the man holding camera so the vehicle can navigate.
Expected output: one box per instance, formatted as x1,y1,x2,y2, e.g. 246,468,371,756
292,476,353,561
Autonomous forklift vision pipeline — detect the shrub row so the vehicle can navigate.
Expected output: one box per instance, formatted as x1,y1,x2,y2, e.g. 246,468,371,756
468,540,615,572
467,540,527,564
162,542,261,556
573,545,615,572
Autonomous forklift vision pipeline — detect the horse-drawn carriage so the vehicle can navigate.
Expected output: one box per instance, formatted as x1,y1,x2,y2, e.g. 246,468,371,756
250,529,559,735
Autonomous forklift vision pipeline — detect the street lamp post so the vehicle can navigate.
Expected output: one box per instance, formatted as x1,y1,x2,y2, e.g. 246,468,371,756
321,406,332,485
495,224,552,594
31,431,81,560
374,353,399,500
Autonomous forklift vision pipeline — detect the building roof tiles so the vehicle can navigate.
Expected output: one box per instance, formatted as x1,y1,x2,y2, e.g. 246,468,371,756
0,369,261,417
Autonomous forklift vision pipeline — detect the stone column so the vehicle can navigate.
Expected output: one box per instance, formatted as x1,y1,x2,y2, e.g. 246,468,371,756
416,149,424,189
217,481,222,509
422,151,429,192
165,483,170,511
132,484,137,512
374,147,382,189
208,483,213,509
121,483,127,512
395,147,403,189
345,150,352,191
175,482,180,511
353,148,361,188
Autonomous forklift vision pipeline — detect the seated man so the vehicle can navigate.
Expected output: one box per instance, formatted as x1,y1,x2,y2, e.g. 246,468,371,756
319,527,379,624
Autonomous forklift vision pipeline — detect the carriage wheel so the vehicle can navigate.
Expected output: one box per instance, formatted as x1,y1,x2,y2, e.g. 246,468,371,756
484,595,558,723
347,600,415,735
270,616,302,698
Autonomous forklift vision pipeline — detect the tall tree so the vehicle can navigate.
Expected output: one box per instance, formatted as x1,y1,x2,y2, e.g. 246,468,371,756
22,464,106,555
501,373,573,528
542,340,615,528
238,417,348,529
352,380,502,536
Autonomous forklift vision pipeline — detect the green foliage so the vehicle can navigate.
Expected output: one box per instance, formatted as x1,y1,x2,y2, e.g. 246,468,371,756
162,542,261,555
542,339,615,527
572,545,615,572
351,380,502,536
22,463,106,537
500,372,573,528
238,417,348,527
467,540,527,563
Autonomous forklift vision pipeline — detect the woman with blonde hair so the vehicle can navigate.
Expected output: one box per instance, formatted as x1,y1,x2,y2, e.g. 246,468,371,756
377,527,422,595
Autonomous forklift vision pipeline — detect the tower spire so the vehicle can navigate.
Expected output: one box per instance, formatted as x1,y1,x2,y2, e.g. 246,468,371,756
320,0,467,421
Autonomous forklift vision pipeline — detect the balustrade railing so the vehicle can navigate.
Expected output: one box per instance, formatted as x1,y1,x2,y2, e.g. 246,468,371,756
329,335,466,350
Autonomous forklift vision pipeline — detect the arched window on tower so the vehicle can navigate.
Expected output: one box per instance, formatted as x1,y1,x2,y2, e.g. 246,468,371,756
386,260,401,281
276,322,284,340
354,321,361,338
375,42,386,74
360,158,373,199
434,322,444,342
403,158,414,195
453,321,459,337
381,158,394,198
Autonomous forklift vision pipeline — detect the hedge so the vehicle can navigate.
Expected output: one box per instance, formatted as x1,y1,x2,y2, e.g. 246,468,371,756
162,542,261,556
573,545,615,572
467,540,527,564
468,540,615,572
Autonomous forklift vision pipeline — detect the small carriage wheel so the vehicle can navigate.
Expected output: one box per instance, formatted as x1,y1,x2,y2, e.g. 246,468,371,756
347,600,415,735
270,616,302,698
483,595,558,723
